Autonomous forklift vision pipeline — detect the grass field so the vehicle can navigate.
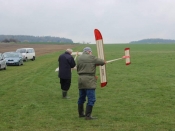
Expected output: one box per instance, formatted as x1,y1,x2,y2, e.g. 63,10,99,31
0,44,175,131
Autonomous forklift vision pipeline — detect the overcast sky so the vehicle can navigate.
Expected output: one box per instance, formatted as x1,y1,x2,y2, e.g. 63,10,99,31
1,0,175,43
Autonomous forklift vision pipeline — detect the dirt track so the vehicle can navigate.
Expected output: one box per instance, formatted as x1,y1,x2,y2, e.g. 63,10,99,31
0,43,77,56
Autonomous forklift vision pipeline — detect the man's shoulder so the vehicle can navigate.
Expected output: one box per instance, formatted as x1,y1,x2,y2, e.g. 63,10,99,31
88,54,96,59
59,53,65,57
62,52,74,59
78,54,96,61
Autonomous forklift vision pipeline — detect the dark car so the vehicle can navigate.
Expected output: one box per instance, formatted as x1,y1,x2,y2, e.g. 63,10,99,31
3,52,24,66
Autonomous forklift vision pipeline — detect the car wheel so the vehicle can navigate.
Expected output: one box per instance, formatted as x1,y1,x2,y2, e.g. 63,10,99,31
32,56,35,61
25,57,28,62
0,65,1,69
4,66,6,70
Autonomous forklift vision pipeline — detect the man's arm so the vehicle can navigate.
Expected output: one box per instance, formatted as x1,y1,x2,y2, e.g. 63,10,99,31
69,57,76,68
94,57,106,66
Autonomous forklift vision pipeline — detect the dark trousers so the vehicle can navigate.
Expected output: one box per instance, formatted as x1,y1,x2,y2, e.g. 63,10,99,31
78,89,96,106
60,78,71,91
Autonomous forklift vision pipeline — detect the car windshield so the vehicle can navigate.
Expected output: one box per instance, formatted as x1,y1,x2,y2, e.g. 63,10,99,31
3,53,20,58
16,49,26,53
0,55,2,59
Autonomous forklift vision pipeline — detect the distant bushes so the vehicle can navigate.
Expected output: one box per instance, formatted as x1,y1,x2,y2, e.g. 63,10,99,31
0,35,73,43
130,38,175,44
1,38,20,43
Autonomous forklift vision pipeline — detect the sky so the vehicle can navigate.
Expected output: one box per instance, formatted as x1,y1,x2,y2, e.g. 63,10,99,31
1,0,175,44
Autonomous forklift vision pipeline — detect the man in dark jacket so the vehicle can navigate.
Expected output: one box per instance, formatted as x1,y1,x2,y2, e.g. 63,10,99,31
77,47,106,120
58,48,76,99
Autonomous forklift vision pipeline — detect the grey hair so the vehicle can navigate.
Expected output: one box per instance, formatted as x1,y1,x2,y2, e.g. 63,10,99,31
66,48,73,53
83,47,92,53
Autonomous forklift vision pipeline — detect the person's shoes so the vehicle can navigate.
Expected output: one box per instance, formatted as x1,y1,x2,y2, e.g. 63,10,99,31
62,96,70,99
78,104,85,117
85,116,97,120
79,114,85,118
62,90,70,99
85,105,97,120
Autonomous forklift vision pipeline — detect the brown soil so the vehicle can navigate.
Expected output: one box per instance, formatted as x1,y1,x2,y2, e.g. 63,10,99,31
0,43,77,56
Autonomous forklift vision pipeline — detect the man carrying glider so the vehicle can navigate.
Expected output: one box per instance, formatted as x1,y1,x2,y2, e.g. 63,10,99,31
77,47,106,120
58,48,76,99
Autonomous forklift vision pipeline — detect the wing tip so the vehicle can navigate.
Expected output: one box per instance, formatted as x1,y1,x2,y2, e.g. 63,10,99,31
125,48,130,50
101,82,107,87
126,62,131,65
94,29,103,40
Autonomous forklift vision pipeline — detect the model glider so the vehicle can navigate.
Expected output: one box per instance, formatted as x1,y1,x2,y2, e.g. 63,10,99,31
94,29,107,87
94,29,131,87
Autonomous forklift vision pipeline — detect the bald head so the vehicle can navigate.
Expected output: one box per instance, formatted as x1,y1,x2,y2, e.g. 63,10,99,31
66,48,73,54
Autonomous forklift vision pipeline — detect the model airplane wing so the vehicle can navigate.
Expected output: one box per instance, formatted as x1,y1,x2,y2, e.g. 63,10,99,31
71,52,83,56
94,29,107,87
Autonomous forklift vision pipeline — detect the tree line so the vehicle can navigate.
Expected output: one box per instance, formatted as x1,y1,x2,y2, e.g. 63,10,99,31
0,35,73,43
130,38,175,44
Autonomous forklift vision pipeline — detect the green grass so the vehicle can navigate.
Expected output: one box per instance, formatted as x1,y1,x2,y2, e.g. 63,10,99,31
0,44,175,131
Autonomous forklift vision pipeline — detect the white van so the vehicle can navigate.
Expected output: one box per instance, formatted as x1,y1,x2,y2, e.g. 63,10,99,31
16,48,35,61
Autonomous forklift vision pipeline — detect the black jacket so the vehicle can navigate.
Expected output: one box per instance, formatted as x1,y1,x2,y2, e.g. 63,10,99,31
58,52,76,79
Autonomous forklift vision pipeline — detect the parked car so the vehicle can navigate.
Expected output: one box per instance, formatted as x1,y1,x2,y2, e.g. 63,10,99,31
2,52,24,66
16,48,35,61
0,53,7,70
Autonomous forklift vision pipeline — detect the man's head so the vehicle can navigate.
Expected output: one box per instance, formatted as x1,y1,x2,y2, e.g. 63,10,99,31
66,48,73,54
83,47,92,54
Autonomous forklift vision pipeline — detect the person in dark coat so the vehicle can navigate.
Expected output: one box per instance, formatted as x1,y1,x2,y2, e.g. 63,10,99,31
77,47,106,120
58,48,76,99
